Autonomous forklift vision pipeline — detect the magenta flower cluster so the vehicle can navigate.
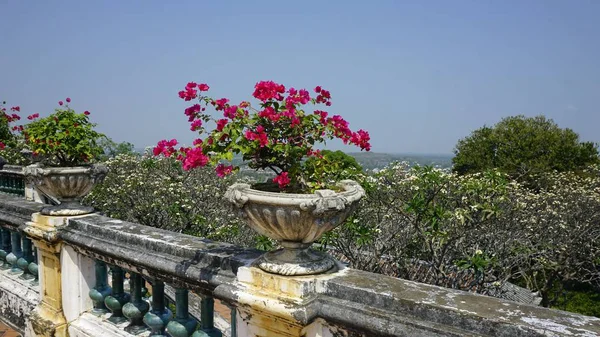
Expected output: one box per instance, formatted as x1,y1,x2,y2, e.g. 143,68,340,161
155,80,371,190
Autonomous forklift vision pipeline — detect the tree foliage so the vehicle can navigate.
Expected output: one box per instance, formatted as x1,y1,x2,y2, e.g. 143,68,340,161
452,115,599,179
98,138,137,161
303,150,363,189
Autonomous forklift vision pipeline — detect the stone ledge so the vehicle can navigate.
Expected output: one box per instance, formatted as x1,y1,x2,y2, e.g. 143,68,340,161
0,269,39,334
68,312,147,337
320,269,600,337
60,215,262,293
0,194,44,230
215,266,600,337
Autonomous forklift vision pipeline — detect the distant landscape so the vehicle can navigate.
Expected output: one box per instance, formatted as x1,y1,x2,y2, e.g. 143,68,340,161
347,152,453,171
136,147,454,172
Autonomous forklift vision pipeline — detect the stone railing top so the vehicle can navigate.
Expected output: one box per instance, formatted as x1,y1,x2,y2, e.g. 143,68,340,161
0,193,44,229
1,165,24,175
317,268,600,336
60,214,262,292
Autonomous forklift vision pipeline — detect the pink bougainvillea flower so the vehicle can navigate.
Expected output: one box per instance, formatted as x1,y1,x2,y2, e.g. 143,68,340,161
84,111,91,115
185,104,201,122
273,172,291,188
350,129,371,151
244,130,256,141
223,105,237,119
307,149,323,158
0,142,5,150
190,119,203,131
314,110,328,124
27,113,40,120
216,119,228,132
252,81,285,102
198,83,210,91
58,101,64,106
215,164,234,177
257,133,269,147
66,97,71,103
214,98,229,111
153,139,179,157
258,106,280,122
10,106,20,112
182,147,209,170
178,83,198,101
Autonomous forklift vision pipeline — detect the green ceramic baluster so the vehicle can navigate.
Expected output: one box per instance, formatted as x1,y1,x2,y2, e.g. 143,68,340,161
89,260,112,315
193,296,222,337
143,280,172,336
17,236,34,280
166,288,198,337
123,272,150,334
105,266,130,324
6,231,22,274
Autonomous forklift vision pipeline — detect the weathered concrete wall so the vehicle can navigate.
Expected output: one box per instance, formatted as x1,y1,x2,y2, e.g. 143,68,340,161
0,270,39,334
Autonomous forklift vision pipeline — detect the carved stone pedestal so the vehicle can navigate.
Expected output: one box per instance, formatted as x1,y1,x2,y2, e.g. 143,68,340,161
22,213,73,337
214,265,343,337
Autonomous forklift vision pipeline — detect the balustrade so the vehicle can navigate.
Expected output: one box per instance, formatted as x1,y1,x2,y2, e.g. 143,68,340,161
0,169,25,196
0,168,598,337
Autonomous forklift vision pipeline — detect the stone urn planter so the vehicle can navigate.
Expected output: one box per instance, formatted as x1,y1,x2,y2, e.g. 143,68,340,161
225,180,365,276
23,164,108,216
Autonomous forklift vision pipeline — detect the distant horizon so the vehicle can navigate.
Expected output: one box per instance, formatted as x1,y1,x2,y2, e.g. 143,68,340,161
133,146,455,157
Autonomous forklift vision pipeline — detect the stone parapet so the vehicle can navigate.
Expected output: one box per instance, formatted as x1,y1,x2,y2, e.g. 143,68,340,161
0,192,597,336
60,215,262,293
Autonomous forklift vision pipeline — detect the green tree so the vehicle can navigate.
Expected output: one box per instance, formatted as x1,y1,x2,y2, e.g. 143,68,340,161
452,115,599,179
98,137,137,160
303,150,363,190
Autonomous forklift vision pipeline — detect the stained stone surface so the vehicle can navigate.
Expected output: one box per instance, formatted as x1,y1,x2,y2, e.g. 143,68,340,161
0,266,38,335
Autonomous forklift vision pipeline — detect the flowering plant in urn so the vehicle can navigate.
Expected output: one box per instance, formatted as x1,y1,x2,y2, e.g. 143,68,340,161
22,99,108,215
0,101,31,166
155,81,370,275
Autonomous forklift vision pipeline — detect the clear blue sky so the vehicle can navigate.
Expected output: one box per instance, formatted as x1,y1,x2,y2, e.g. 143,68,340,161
1,0,598,154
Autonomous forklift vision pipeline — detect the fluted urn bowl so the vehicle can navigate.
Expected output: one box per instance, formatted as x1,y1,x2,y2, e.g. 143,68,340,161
24,164,108,216
225,180,365,275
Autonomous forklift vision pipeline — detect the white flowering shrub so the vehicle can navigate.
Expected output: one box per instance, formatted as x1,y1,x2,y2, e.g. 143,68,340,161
85,155,600,313
322,162,600,310
514,167,600,307
84,154,257,246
